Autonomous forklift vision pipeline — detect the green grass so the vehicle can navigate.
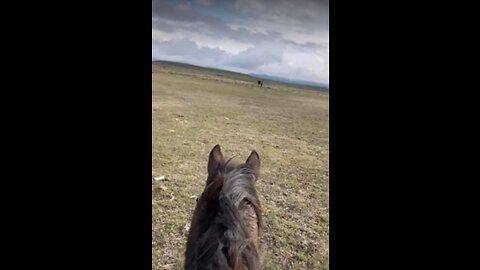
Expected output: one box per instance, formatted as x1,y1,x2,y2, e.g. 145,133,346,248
152,61,329,270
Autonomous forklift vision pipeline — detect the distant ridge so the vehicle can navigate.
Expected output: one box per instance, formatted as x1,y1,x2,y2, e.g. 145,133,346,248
153,60,244,75
152,60,328,92
249,73,329,90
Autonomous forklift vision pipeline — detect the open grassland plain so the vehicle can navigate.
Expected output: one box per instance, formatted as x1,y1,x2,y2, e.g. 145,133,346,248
152,61,329,269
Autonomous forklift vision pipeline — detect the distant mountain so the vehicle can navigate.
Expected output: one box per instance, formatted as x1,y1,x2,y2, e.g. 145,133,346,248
249,73,329,90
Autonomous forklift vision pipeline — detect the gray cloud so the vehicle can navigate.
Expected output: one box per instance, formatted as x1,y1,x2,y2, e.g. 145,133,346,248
194,0,213,5
152,0,329,84
234,0,329,29
152,1,277,44
152,1,231,35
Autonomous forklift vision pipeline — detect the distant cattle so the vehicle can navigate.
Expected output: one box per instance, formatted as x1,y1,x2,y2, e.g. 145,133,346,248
257,80,263,87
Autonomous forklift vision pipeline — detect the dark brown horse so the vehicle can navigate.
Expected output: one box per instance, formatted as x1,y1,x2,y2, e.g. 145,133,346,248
185,145,263,270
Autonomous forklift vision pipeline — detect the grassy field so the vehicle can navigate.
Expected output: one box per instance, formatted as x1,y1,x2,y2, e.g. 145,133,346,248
152,61,329,269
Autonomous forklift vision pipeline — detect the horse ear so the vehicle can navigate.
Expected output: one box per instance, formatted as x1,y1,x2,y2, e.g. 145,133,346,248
208,144,224,177
245,150,260,177
203,175,224,199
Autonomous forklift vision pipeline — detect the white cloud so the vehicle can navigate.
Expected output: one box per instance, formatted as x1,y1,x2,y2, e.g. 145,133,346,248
283,30,329,46
227,23,268,35
255,48,329,84
153,28,252,54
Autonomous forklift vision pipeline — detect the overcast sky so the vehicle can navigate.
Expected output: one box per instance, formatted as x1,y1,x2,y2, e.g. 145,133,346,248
152,0,329,85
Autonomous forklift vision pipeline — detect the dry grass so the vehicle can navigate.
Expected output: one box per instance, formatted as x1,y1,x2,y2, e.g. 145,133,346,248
152,62,329,270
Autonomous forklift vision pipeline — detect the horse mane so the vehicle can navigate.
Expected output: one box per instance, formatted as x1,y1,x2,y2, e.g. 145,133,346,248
185,162,262,270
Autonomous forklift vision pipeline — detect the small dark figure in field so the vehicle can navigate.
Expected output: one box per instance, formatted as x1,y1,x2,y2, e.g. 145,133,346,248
185,145,263,270
257,80,261,85
260,83,263,87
